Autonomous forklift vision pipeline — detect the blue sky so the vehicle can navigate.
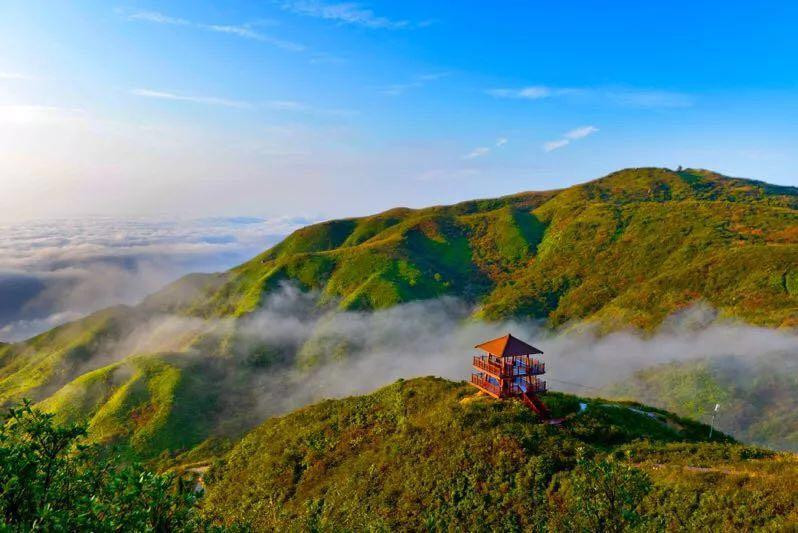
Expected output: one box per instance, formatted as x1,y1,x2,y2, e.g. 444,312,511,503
1,0,797,221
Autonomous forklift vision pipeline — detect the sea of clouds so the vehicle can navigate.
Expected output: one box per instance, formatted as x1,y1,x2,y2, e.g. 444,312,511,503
0,215,312,342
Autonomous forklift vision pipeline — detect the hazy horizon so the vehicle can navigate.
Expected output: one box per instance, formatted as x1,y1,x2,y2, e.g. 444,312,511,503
2,1,797,223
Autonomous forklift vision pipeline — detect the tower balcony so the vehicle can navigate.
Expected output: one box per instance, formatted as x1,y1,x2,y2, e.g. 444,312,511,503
469,374,547,398
523,377,547,394
470,374,502,398
472,355,545,378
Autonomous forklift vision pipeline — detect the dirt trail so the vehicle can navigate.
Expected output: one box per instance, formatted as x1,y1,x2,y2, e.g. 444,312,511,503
641,462,780,479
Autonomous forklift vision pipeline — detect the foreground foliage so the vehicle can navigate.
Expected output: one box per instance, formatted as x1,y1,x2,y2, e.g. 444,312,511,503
0,401,207,531
202,377,798,531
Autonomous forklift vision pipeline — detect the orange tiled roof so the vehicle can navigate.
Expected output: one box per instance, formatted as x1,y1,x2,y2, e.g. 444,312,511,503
475,333,543,356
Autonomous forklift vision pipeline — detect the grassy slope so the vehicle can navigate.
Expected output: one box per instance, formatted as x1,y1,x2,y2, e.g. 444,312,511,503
0,167,795,460
0,306,134,403
201,377,797,531
37,354,221,458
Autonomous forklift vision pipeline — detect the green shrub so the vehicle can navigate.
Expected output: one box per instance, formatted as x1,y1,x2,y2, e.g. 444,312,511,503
0,401,214,531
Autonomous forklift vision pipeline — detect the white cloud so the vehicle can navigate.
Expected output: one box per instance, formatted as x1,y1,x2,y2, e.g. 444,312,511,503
280,1,415,29
125,10,305,52
130,89,252,108
488,85,693,109
130,92,353,116
204,24,306,51
131,90,348,115
0,216,310,341
543,139,570,152
544,125,598,152
464,147,490,159
487,86,552,100
463,137,508,159
127,10,190,25
564,126,598,140
205,24,262,39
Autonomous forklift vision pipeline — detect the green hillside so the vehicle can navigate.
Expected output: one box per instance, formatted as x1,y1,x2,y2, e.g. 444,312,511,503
185,167,798,330
606,352,798,451
0,167,795,460
200,377,798,531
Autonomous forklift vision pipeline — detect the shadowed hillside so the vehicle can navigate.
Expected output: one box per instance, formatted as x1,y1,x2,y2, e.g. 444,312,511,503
0,167,795,460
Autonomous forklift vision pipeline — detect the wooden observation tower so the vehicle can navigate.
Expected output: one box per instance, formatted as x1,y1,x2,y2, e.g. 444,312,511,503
470,333,550,418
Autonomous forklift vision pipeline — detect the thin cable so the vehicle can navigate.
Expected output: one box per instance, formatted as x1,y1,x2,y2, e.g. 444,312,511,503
546,377,601,390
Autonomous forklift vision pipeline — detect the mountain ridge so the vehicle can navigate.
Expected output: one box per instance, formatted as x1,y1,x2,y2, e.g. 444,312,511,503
0,167,795,459
185,166,798,327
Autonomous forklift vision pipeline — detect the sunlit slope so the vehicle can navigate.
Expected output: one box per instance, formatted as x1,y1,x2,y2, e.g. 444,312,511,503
183,167,798,329
36,354,222,458
0,303,243,458
0,302,215,403
201,377,797,531
0,306,136,404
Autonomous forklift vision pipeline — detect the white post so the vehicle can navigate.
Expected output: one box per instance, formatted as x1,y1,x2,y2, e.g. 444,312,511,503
708,403,720,439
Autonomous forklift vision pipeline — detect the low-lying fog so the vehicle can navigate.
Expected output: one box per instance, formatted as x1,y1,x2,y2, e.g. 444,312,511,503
236,286,798,422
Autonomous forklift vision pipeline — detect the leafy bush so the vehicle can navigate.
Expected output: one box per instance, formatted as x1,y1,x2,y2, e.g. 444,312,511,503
0,401,211,531
552,450,652,532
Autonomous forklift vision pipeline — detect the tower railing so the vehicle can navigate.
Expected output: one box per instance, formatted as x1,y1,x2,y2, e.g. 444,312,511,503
470,374,501,396
470,374,547,397
472,355,545,377
522,378,547,394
